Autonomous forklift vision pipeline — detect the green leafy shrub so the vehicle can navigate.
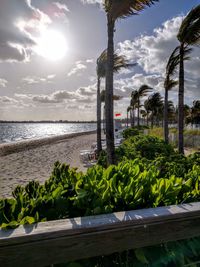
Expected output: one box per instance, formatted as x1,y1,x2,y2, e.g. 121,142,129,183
1,157,200,229
122,127,140,139
97,150,108,168
1,134,200,266
119,135,175,161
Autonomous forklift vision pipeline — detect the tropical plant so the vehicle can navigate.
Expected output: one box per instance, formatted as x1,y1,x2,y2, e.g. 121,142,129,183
164,46,191,143
177,4,200,154
127,106,132,127
145,92,163,128
144,98,152,126
96,50,134,156
164,46,179,143
103,0,159,164
130,90,138,127
191,100,200,124
136,85,152,127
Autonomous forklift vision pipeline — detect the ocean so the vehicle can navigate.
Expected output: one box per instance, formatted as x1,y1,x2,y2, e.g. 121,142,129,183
0,122,96,144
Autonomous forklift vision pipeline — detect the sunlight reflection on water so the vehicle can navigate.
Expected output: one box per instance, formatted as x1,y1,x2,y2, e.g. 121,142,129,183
0,123,96,144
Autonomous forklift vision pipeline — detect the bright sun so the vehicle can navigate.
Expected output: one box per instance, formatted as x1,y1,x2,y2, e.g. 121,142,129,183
35,30,68,61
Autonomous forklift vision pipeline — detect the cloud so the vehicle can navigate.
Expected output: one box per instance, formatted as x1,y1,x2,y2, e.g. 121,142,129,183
117,15,200,106
77,85,96,97
53,2,69,13
0,96,18,104
67,61,87,77
47,74,56,79
86,59,94,63
81,0,102,4
22,74,56,84
67,59,94,77
0,0,51,62
15,83,97,105
117,16,182,75
0,79,8,88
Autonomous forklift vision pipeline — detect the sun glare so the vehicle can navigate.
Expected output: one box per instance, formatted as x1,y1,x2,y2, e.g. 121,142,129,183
35,30,68,61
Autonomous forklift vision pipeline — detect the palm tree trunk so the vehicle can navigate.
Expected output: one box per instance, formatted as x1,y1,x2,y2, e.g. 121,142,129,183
103,105,106,134
178,44,184,154
105,15,115,165
164,87,169,143
97,76,102,156
127,111,129,128
132,109,135,127
151,115,154,129
137,99,140,127
131,109,134,127
147,114,149,126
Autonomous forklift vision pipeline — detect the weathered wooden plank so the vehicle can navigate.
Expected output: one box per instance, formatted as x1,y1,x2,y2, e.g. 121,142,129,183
0,202,200,267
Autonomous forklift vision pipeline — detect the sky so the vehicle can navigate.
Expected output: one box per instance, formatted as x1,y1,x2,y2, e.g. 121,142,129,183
0,0,200,121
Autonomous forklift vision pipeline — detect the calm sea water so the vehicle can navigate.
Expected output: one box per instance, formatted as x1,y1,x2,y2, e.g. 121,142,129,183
0,123,96,144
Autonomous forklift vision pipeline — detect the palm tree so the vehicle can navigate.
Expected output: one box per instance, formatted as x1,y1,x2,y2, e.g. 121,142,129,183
140,109,148,126
127,106,132,127
130,90,138,127
184,104,191,125
164,46,191,143
100,89,123,134
103,0,159,164
144,98,152,126
191,100,200,124
164,47,179,143
146,92,163,128
136,85,152,127
96,50,135,156
177,4,200,154
167,100,176,123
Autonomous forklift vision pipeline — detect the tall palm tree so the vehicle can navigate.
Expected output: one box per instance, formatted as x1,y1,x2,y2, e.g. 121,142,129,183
136,85,152,127
164,47,179,143
100,89,123,134
103,0,159,164
164,46,191,143
96,50,135,156
167,100,176,123
177,4,200,154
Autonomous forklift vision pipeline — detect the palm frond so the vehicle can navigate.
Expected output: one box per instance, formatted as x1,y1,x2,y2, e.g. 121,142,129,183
177,4,200,45
138,84,152,97
164,45,192,90
96,49,136,78
100,89,122,102
164,79,178,91
104,0,159,20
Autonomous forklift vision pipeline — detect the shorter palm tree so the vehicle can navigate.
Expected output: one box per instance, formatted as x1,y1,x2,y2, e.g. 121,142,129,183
127,106,132,127
190,100,200,124
146,93,163,128
136,85,152,127
130,90,138,127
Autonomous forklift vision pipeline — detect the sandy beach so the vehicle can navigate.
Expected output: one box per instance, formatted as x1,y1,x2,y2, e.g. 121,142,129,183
0,131,96,198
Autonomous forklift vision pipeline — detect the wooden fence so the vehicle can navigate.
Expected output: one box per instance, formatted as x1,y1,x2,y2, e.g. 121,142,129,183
0,202,200,267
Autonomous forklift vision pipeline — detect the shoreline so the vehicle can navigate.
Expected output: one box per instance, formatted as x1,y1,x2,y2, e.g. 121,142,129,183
0,130,96,156
0,131,97,198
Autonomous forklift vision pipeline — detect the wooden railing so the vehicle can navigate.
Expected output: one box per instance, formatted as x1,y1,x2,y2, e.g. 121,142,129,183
0,202,200,267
